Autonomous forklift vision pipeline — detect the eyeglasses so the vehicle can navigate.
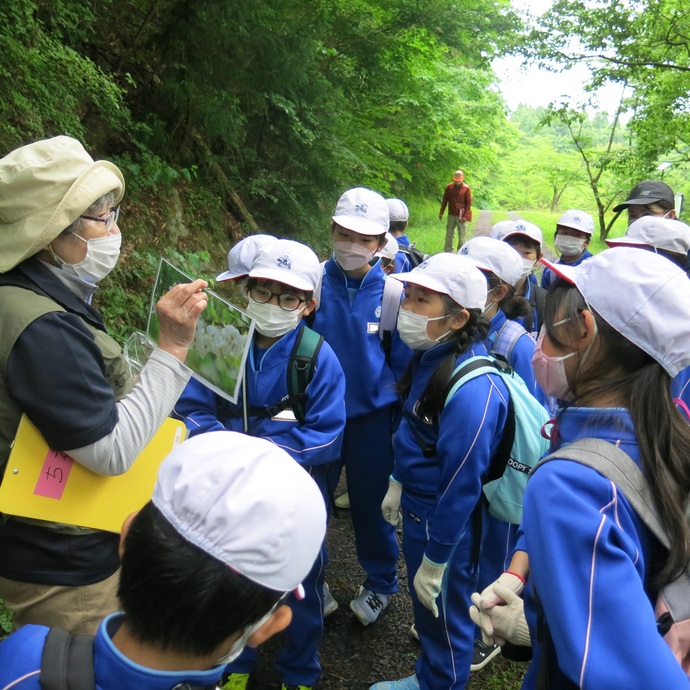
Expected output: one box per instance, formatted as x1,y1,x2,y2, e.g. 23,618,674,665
80,205,120,232
249,284,307,312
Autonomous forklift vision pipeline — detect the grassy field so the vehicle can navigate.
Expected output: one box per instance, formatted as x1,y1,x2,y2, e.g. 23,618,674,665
405,199,629,258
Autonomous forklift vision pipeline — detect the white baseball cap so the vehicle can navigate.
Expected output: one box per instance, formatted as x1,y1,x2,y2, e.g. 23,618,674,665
376,232,399,260
393,252,487,310
332,187,389,236
489,220,517,241
540,248,690,376
152,431,327,593
605,216,690,257
248,239,321,292
386,198,410,222
458,236,523,287
557,209,595,236
216,234,277,282
503,220,543,245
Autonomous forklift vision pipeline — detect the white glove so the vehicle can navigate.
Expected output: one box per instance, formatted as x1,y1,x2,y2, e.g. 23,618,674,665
469,584,531,647
381,476,403,526
413,556,446,617
476,571,525,609
469,572,525,646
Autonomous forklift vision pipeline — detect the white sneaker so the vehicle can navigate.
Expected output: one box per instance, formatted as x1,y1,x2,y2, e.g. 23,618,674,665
334,492,350,509
349,586,388,625
323,582,338,617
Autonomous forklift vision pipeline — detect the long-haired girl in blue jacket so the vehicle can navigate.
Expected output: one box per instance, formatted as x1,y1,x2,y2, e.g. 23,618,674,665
370,253,510,690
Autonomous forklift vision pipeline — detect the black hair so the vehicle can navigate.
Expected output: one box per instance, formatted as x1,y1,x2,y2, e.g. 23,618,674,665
546,280,690,585
62,192,116,236
504,235,541,256
485,272,530,320
118,503,282,656
389,220,408,235
397,297,490,423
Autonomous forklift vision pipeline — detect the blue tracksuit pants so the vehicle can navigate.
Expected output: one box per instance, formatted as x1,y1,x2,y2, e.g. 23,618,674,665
343,407,399,595
402,491,478,689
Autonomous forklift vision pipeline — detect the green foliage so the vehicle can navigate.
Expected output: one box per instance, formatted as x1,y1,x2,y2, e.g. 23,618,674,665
0,593,13,635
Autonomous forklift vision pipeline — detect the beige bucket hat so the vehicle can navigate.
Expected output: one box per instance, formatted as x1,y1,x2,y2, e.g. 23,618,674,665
0,135,125,273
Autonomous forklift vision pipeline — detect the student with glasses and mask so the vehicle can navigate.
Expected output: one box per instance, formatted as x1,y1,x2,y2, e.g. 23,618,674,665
173,239,346,690
0,136,208,634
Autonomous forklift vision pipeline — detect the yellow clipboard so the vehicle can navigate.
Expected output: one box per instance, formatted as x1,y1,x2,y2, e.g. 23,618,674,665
0,415,186,533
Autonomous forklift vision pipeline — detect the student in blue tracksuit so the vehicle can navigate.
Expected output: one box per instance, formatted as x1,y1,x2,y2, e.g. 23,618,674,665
174,239,346,690
492,220,546,339
540,210,594,290
0,432,327,690
387,198,412,274
370,253,509,690
311,187,412,627
470,248,690,688
459,236,539,671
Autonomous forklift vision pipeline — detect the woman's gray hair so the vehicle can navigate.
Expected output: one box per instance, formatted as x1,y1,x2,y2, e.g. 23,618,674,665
61,191,116,236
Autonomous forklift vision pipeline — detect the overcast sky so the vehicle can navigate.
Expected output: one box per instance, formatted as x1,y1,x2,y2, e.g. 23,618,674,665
492,0,628,117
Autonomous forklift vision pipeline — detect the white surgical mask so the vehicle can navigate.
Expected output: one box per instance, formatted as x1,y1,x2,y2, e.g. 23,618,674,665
554,234,586,257
333,241,377,271
56,233,122,284
520,258,535,279
214,608,274,665
246,297,304,338
397,307,450,351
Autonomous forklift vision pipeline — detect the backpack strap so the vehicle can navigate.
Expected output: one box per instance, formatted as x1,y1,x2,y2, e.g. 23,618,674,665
535,438,668,547
288,325,324,426
40,627,95,690
490,320,527,364
379,276,404,366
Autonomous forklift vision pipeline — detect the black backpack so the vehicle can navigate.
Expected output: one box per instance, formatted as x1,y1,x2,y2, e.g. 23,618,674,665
398,243,430,269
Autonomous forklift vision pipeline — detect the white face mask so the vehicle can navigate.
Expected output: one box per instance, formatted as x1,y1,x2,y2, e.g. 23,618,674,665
520,258,535,279
397,307,450,351
214,608,274,666
554,234,586,257
56,233,122,284
246,296,304,338
333,241,377,271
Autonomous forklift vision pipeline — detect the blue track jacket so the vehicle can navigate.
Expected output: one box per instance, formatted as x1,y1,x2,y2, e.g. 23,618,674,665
540,250,593,290
311,258,410,417
393,340,509,564
0,613,225,690
521,407,687,689
173,323,346,467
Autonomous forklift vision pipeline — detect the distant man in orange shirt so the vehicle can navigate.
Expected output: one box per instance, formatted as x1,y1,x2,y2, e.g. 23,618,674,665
439,170,472,252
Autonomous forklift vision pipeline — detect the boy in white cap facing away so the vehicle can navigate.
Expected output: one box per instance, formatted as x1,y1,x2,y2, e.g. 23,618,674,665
311,188,412,628
492,220,546,338
0,431,327,690
386,198,412,274
540,209,594,289
612,179,677,225
174,239,346,690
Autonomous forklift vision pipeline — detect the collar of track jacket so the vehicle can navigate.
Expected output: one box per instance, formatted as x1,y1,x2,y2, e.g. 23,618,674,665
540,247,690,377
152,431,327,594
393,252,487,309
458,236,523,286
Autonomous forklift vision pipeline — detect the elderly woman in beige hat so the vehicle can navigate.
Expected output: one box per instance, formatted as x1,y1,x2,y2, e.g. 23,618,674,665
0,136,208,634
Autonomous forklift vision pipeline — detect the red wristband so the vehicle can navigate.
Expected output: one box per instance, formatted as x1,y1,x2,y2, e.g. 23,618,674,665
505,571,526,584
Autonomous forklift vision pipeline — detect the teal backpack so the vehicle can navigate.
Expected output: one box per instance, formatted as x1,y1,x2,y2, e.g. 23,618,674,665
444,355,550,524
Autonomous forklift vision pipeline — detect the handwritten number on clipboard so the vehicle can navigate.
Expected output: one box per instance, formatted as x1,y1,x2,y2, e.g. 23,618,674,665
34,450,74,500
